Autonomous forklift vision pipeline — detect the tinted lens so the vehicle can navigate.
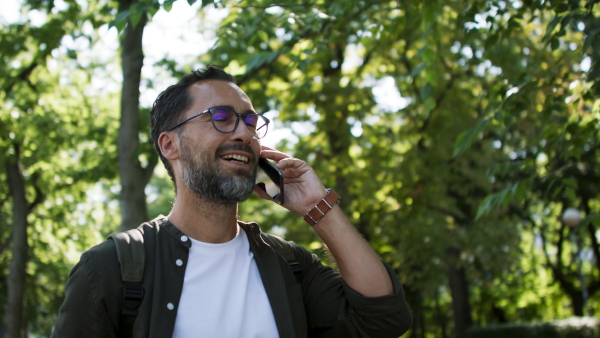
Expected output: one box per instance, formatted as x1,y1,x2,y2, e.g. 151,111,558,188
245,115,268,139
211,108,237,132
210,108,269,138
244,114,258,128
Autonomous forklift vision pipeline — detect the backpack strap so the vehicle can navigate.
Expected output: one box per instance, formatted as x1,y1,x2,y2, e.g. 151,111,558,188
262,234,303,283
108,229,146,338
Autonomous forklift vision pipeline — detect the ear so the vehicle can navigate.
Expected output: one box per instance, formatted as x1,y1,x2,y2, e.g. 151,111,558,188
158,131,180,161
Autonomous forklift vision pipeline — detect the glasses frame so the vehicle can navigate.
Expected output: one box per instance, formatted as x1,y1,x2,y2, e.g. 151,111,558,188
167,107,270,139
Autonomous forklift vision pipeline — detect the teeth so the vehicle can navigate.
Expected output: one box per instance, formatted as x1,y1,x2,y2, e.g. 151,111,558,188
221,154,249,163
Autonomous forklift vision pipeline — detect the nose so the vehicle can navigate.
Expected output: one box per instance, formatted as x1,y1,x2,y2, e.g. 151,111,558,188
228,120,256,143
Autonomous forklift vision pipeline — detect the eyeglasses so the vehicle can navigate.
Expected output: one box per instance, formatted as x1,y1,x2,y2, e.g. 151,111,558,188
168,107,270,139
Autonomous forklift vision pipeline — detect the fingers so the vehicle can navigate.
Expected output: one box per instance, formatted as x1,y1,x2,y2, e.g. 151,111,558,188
260,145,275,151
259,146,305,169
260,146,290,163
259,147,312,179
253,184,275,201
276,157,305,171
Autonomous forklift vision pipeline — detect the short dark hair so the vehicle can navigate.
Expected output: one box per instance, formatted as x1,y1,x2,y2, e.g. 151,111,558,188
149,65,236,183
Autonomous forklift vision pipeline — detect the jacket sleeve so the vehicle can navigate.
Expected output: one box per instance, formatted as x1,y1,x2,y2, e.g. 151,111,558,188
51,241,121,338
295,245,412,338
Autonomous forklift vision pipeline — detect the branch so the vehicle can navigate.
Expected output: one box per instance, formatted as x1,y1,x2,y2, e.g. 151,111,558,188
423,201,466,223
236,2,369,86
583,197,600,273
556,220,567,270
432,45,457,112
517,205,583,296
537,223,578,295
415,45,459,150
28,171,45,211
3,61,39,96
233,3,316,9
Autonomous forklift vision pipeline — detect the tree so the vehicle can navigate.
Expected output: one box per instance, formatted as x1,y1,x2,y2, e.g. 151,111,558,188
202,0,600,336
455,0,600,317
114,0,156,232
2,0,597,335
0,1,118,336
204,1,524,337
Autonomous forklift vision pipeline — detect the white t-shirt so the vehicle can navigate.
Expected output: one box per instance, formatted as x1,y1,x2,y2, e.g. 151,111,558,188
172,228,279,338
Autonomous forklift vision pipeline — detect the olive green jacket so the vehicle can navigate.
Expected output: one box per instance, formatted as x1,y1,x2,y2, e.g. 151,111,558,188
52,216,411,337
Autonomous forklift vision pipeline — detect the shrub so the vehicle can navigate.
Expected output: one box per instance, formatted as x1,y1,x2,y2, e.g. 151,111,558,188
467,317,600,338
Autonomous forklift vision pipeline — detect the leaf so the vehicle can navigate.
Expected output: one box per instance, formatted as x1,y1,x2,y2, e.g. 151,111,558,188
109,10,130,31
163,0,176,12
514,183,527,202
565,187,577,203
265,51,279,63
257,30,269,43
420,82,434,102
246,52,280,73
573,213,600,233
423,97,436,118
543,15,562,42
581,34,596,55
416,44,429,59
493,110,502,121
562,177,578,189
410,62,427,78
500,187,512,206
148,3,160,17
476,183,522,219
476,194,494,219
453,118,491,157
129,2,149,28
130,11,143,28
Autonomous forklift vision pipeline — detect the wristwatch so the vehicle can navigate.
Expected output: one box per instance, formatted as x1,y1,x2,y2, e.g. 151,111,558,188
303,189,341,226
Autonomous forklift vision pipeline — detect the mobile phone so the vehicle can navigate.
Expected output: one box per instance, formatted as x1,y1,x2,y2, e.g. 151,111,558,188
257,158,284,205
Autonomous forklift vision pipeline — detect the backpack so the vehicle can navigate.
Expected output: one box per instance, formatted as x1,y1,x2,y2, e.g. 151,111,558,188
108,228,303,338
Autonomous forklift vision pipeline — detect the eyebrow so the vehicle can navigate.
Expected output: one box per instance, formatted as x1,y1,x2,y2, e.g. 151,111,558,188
213,105,257,115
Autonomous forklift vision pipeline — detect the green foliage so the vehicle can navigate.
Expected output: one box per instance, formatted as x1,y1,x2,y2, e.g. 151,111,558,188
468,317,600,338
202,0,600,336
2,0,599,336
109,0,217,32
450,0,600,319
147,166,175,219
0,0,120,335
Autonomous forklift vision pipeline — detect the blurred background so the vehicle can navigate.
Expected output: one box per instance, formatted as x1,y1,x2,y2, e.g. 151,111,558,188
1,0,599,337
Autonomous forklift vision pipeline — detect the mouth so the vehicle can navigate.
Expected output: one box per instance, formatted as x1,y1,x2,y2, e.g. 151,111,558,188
220,153,250,164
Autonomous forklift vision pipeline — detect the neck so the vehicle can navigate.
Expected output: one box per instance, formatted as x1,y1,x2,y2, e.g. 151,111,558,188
168,190,240,243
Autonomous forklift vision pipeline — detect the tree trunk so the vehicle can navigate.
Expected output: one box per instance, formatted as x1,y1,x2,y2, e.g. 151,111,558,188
568,287,585,316
446,247,472,338
118,0,149,231
435,288,449,338
406,287,424,338
4,156,28,338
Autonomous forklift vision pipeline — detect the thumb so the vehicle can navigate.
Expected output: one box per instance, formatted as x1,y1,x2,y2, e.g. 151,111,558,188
253,183,274,201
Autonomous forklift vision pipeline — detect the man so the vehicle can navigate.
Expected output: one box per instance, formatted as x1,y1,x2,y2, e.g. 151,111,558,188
53,65,411,337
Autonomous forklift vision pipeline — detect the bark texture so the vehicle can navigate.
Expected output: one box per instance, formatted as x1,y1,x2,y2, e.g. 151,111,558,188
446,247,472,338
117,0,151,231
4,157,28,338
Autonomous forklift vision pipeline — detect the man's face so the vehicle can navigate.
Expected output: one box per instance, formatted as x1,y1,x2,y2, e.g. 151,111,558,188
175,80,261,203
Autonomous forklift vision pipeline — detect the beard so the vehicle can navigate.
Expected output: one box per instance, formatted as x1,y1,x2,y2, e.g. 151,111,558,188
180,142,258,203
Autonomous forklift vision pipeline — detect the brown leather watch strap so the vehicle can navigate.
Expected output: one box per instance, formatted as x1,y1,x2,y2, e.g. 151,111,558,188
303,189,341,226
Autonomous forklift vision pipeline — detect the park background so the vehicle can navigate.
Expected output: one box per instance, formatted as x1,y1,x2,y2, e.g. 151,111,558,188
1,0,599,337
